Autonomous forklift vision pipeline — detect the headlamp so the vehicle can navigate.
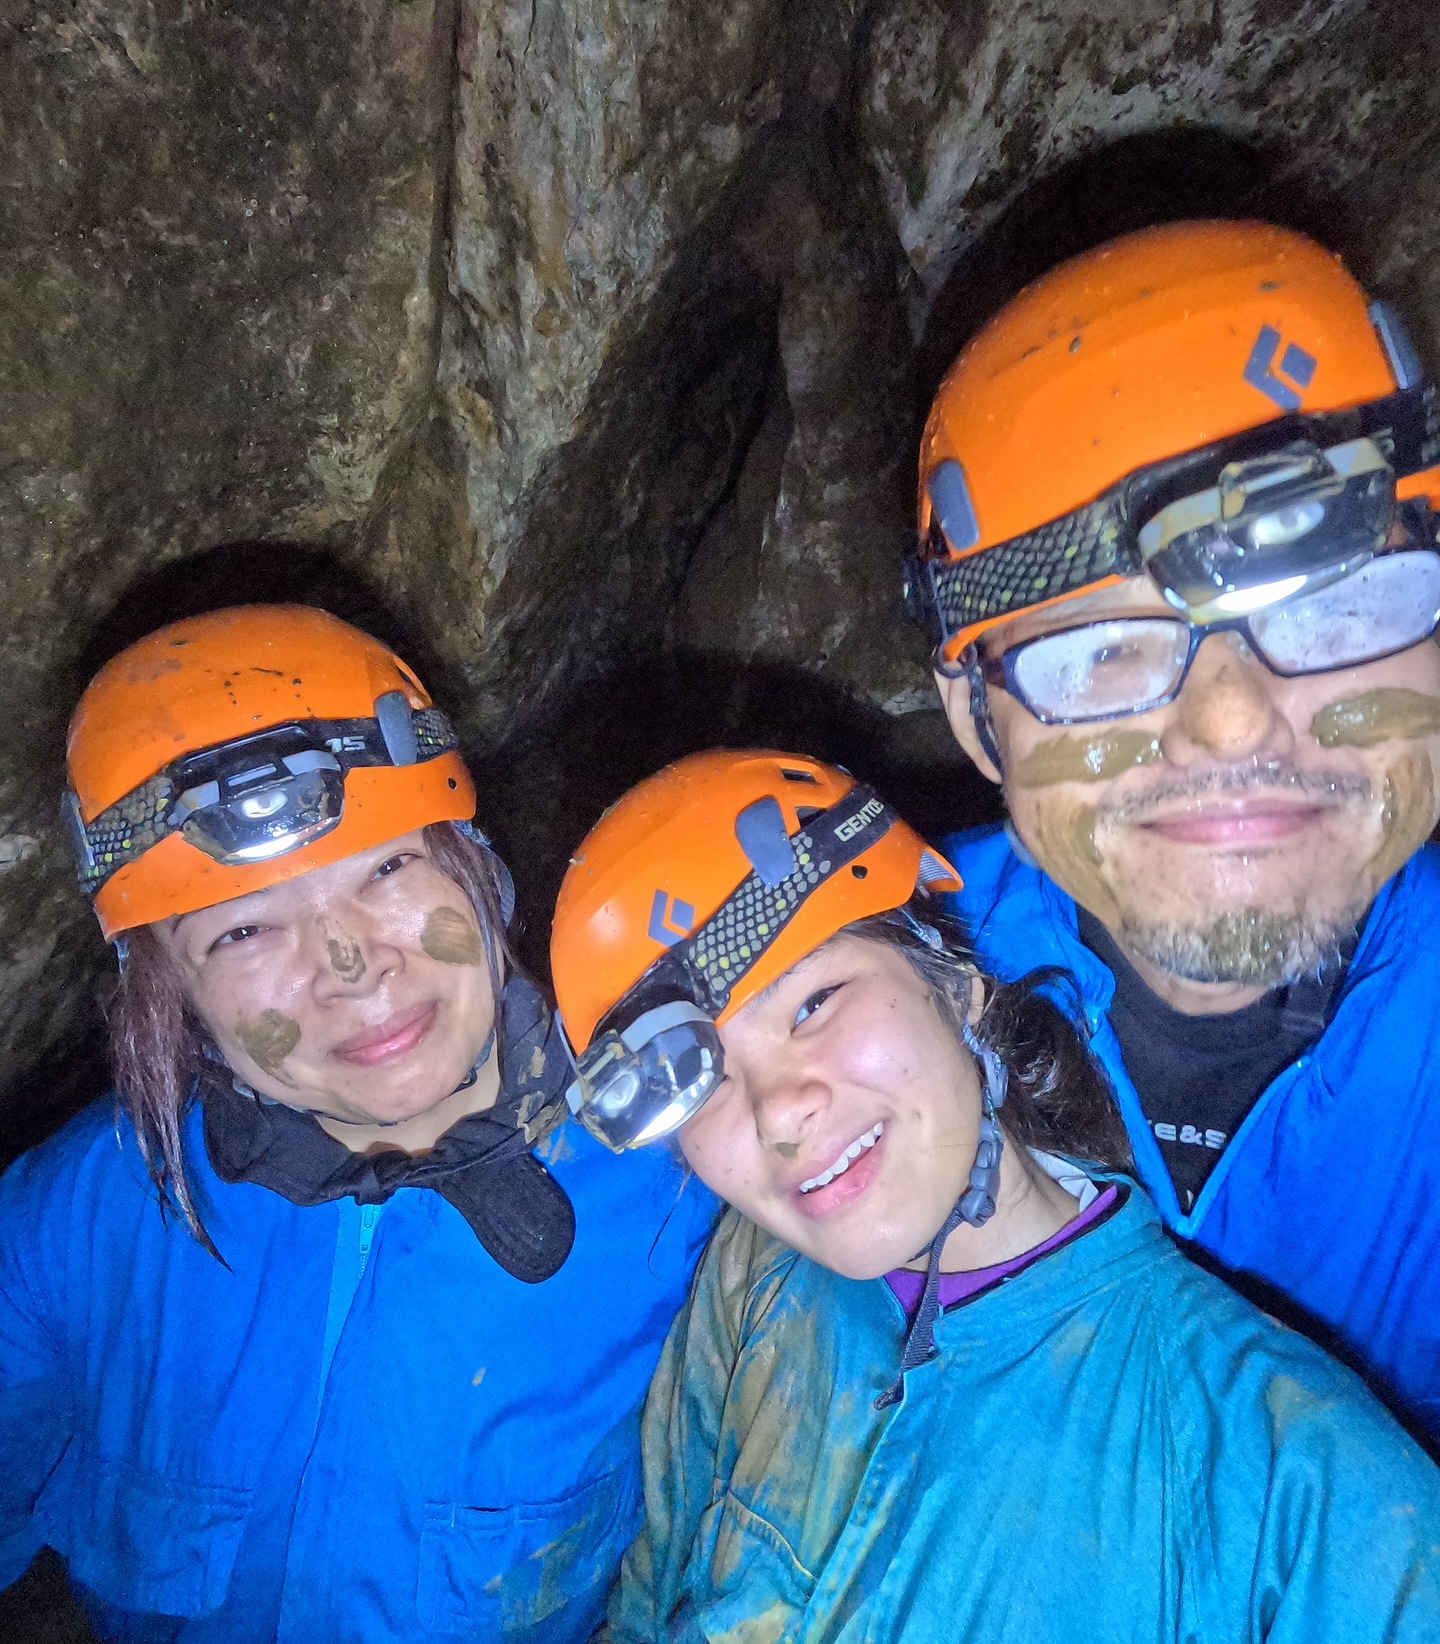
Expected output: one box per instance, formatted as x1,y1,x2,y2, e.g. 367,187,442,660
66,692,460,894
167,728,347,865
918,381,1440,668
567,1001,725,1150
1138,437,1393,624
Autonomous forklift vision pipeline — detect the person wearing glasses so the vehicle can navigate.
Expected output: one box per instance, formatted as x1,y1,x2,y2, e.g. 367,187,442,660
549,749,1440,1642
905,219,1440,1442
0,606,714,1641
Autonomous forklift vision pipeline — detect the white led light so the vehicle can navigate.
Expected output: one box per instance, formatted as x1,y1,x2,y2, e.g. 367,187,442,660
633,1099,691,1144
1208,574,1309,616
229,833,306,862
238,788,288,819
1250,499,1325,547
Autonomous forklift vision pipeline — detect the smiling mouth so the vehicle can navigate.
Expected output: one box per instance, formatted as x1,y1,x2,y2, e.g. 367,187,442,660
332,1002,437,1066
799,1123,884,1194
1136,800,1333,846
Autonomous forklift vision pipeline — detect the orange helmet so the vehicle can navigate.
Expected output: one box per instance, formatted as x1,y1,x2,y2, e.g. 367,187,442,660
551,749,960,1149
910,219,1440,668
66,605,476,937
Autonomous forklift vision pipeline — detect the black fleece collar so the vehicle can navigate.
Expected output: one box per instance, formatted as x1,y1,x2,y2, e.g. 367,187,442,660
201,974,576,1283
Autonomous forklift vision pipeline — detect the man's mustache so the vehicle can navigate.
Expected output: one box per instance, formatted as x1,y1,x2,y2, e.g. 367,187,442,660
1101,765,1373,826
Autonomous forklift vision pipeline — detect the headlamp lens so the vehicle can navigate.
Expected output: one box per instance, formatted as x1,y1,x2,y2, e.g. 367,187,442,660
570,1002,726,1150
1250,498,1326,548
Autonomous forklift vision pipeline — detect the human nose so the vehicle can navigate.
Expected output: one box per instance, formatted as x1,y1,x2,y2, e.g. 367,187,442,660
308,912,401,999
1159,631,1296,766
743,1054,833,1155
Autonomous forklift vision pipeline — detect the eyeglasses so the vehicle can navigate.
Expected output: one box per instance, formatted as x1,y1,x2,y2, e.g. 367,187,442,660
974,548,1440,724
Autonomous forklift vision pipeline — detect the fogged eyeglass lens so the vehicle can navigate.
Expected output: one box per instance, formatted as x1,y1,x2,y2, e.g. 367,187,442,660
1010,619,1192,718
1250,551,1440,673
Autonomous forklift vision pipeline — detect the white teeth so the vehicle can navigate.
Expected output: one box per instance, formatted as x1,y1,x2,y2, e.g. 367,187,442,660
799,1123,884,1193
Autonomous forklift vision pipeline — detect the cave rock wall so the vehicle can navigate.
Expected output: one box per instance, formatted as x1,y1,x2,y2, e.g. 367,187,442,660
1,0,1437,1147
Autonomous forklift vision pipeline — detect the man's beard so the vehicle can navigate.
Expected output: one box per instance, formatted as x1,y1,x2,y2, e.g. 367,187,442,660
1101,766,1374,987
1116,906,1359,987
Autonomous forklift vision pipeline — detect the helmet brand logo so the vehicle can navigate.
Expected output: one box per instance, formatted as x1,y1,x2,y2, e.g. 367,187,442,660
835,796,884,842
1243,324,1317,411
648,889,695,947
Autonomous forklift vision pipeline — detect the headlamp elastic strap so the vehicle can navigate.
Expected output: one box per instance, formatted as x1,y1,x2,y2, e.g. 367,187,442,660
68,702,460,893
920,381,1440,646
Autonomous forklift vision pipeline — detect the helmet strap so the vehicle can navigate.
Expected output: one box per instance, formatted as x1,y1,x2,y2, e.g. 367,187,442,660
454,819,516,928
875,1022,1008,1409
966,658,1005,777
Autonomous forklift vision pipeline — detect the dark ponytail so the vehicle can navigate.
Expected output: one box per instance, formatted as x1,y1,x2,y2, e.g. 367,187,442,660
847,902,1133,1173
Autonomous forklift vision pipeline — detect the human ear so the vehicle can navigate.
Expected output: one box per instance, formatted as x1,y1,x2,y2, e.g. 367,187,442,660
963,968,987,1027
934,670,1003,785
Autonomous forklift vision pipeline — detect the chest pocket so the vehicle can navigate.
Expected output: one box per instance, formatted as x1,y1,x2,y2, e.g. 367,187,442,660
417,1463,640,1636
38,1449,253,1619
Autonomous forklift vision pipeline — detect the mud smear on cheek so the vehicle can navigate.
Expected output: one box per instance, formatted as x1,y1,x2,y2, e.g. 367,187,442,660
235,1010,301,1078
1029,804,1121,925
421,906,486,966
1311,689,1440,749
326,933,366,984
773,1141,800,1159
1367,752,1436,888
1011,731,1164,788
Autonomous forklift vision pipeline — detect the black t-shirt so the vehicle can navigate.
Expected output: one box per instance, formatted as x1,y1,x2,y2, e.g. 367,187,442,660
1077,910,1347,1213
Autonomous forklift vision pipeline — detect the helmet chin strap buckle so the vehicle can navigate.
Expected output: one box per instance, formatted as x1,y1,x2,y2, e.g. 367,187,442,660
956,1020,1008,1227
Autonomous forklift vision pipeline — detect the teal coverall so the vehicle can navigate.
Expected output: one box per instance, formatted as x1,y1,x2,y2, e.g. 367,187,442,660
608,1175,1440,1642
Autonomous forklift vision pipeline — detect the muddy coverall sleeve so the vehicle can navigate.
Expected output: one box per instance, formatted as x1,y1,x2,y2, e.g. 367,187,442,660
604,1212,757,1644
0,1152,73,1588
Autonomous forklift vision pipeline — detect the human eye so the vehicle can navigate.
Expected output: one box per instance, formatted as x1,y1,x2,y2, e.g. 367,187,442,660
209,924,265,953
794,984,842,1028
1012,619,1187,718
372,852,417,881
1089,637,1144,667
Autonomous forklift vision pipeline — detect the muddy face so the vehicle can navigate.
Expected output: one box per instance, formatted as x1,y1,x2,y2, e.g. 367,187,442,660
1027,803,1121,927
1367,751,1436,888
1310,689,1440,750
235,1010,301,1078
1010,730,1163,789
964,591,1440,991
421,906,487,967
157,829,501,1136
325,928,366,984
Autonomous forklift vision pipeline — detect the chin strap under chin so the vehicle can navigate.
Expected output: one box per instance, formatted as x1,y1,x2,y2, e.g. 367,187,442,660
875,1021,1009,1411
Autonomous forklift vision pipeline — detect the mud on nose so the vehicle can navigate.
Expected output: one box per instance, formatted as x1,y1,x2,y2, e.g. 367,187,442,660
1168,636,1291,762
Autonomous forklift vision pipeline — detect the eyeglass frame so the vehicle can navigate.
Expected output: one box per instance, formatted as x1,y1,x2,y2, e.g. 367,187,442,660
967,554,1440,727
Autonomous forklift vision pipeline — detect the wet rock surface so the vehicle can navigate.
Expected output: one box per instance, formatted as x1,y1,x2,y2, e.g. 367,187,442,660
2,0,1439,1152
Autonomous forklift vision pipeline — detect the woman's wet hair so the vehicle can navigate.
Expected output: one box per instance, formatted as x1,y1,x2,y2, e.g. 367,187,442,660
108,821,512,1252
846,900,1133,1173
